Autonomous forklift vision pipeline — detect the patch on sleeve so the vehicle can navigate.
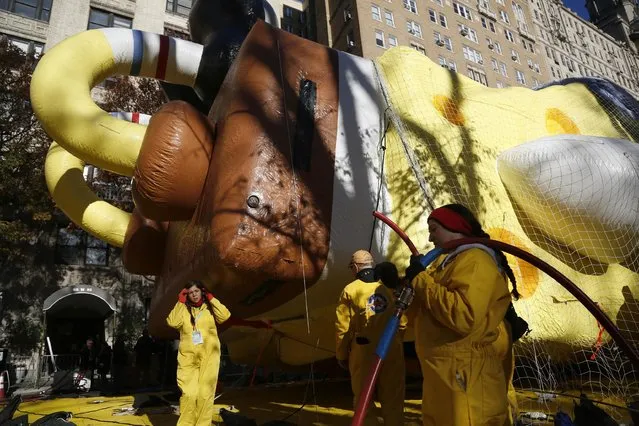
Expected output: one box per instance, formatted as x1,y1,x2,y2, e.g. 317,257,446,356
367,293,388,314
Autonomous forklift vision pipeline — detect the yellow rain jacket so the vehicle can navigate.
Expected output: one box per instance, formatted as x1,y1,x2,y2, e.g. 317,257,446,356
336,276,407,425
408,248,511,426
167,298,231,426
493,321,517,425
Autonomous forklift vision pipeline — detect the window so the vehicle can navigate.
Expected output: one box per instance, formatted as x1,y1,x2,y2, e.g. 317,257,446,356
55,227,111,266
432,0,444,6
467,67,488,85
283,23,294,33
166,0,193,17
453,3,472,20
494,41,502,54
1,0,52,22
284,5,294,17
439,56,447,66
510,49,519,63
434,31,442,44
512,3,525,21
495,0,505,5
448,60,457,71
515,69,526,85
372,5,382,21
504,29,515,43
88,8,132,29
385,10,395,26
500,62,508,76
404,0,417,14
407,20,422,38
1,33,44,55
463,45,483,64
375,29,385,47
444,37,453,51
532,77,539,88
496,81,504,88
429,9,437,22
491,57,499,71
481,17,487,29
388,35,398,47
459,24,478,43
499,10,510,24
439,13,447,27
410,43,426,54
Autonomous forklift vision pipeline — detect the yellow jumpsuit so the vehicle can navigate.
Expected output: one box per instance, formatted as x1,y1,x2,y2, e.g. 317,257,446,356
336,279,407,425
492,321,517,426
408,248,511,426
167,299,231,426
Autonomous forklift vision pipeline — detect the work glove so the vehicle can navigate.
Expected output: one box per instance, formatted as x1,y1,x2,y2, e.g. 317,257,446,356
404,255,426,283
178,288,189,303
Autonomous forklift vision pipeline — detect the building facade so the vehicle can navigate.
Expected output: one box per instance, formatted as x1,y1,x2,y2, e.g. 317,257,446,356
532,0,639,95
313,0,639,95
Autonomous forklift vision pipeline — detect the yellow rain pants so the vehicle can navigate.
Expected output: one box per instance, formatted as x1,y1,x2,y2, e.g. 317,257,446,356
336,279,407,425
408,248,511,426
167,298,231,426
493,321,517,425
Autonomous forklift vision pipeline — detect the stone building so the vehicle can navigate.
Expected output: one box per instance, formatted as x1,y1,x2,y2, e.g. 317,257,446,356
312,0,639,95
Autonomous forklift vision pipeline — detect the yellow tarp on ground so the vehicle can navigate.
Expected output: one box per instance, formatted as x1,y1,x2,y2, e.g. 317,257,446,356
9,381,633,425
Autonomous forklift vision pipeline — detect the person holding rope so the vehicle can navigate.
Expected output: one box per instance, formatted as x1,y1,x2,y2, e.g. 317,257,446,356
404,204,521,426
167,281,231,426
335,250,407,425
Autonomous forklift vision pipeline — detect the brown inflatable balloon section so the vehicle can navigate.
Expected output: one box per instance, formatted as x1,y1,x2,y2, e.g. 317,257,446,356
132,100,214,222
139,21,341,338
123,208,169,275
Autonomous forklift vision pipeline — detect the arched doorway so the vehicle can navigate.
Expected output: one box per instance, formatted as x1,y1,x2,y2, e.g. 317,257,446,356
42,285,116,372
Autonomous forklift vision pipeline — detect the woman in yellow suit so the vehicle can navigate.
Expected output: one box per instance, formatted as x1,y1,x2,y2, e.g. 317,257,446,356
336,250,407,425
405,204,521,426
167,281,231,426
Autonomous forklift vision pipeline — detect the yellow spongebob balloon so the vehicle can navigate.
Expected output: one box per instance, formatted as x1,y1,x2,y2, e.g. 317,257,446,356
32,23,638,390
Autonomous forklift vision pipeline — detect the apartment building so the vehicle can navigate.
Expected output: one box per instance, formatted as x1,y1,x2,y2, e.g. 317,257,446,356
0,0,309,53
313,0,639,94
318,0,549,88
531,0,639,96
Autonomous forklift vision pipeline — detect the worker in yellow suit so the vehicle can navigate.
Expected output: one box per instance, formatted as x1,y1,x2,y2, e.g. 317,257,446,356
336,250,407,425
493,321,518,425
405,204,520,426
167,281,231,426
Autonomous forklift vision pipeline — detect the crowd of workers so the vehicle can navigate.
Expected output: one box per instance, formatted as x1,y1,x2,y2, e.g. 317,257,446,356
166,203,527,425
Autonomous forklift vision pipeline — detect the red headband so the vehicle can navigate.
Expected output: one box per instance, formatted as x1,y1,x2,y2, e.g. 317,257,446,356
428,207,473,235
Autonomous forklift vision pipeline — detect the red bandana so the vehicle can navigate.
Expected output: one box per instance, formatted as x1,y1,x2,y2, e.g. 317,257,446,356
428,207,473,235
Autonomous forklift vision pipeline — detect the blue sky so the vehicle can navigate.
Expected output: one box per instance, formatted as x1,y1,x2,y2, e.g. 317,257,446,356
563,0,590,20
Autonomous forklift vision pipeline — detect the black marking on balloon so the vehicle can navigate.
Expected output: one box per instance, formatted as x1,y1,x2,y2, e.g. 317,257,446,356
292,79,317,172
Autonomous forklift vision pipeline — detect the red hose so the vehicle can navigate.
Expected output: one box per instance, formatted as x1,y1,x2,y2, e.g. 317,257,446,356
372,211,418,255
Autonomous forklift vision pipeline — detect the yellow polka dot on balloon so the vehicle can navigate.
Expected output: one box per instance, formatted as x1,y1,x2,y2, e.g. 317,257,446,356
433,95,465,126
545,108,580,135
488,227,540,299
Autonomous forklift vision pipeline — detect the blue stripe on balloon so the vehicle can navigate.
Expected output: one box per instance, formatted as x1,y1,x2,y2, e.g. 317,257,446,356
130,30,143,77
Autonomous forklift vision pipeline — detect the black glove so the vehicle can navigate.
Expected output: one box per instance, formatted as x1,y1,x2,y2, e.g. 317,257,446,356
405,256,425,283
